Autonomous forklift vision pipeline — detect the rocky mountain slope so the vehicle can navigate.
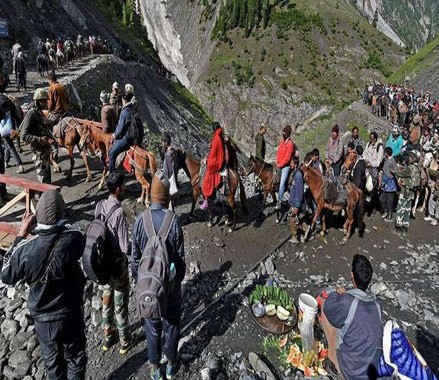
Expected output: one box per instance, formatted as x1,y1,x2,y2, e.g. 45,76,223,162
139,0,406,155
351,0,439,51
388,35,439,99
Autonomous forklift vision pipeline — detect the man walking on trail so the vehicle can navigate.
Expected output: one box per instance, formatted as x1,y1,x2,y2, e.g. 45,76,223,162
0,55,10,93
47,71,69,126
201,122,226,210
386,125,404,158
108,92,135,173
21,88,54,183
132,170,185,380
255,125,267,162
351,145,366,192
162,132,177,181
11,40,22,80
288,157,304,244
95,172,132,355
100,90,117,133
318,254,382,380
395,151,420,236
380,147,397,223
15,52,27,92
1,190,87,380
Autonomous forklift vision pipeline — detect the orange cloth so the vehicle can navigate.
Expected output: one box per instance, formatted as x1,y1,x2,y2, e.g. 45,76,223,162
276,138,294,168
202,127,225,198
48,82,69,114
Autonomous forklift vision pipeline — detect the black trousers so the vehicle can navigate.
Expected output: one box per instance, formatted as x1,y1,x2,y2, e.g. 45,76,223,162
380,191,395,217
34,316,87,380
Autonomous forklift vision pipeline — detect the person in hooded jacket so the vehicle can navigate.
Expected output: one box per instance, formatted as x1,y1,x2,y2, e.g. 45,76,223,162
1,190,87,380
200,122,225,210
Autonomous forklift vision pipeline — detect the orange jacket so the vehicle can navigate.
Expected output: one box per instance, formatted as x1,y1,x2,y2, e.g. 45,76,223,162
276,138,294,168
48,82,69,114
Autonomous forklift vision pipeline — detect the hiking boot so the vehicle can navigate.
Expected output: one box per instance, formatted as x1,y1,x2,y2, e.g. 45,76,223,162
166,363,176,380
200,199,208,210
17,165,24,174
150,365,163,380
119,339,132,355
431,219,438,226
424,215,434,222
289,237,299,245
102,335,118,352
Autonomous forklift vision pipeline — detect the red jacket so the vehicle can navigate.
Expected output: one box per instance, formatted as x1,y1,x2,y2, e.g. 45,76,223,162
202,128,225,198
276,138,294,168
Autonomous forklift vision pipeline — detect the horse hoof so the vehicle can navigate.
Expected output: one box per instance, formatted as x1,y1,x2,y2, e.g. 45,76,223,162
207,222,213,228
418,207,424,213
136,197,143,204
342,237,348,244
85,177,91,183
343,228,348,235
275,219,279,224
228,228,233,233
320,231,325,237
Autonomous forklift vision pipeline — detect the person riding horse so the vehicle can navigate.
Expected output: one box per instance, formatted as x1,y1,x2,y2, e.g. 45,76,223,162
47,71,69,126
200,122,226,210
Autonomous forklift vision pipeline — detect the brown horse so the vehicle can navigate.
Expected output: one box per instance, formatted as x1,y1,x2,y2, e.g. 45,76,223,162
244,155,277,212
128,146,157,205
301,155,365,243
78,122,112,189
175,149,248,231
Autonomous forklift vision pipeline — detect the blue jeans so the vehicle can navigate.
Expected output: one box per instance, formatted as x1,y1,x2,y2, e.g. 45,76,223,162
3,136,22,165
109,138,131,173
144,287,181,365
278,166,291,203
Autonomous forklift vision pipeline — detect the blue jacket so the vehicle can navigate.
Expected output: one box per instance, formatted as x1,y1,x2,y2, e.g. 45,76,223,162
385,135,403,157
288,168,304,208
114,103,133,140
323,288,383,380
131,203,185,284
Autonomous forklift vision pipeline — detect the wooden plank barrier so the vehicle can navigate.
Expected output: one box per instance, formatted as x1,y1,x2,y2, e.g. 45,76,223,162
0,174,60,248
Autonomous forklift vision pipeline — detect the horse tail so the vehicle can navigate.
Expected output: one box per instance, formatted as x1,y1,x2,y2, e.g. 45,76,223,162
356,189,366,238
146,151,157,175
239,176,248,214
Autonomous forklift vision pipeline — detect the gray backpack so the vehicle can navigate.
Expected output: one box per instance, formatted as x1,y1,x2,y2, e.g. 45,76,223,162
135,209,175,318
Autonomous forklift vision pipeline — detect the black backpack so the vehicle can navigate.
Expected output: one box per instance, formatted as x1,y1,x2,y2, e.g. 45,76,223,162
127,111,144,146
82,204,120,285
135,209,174,319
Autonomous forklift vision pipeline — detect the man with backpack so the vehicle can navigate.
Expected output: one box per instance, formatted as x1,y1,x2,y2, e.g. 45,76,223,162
94,172,132,355
318,254,382,380
108,91,143,173
132,170,185,380
1,190,87,380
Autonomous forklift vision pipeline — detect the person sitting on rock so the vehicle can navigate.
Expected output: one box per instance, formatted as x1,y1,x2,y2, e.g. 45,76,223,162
1,190,87,380
318,254,383,380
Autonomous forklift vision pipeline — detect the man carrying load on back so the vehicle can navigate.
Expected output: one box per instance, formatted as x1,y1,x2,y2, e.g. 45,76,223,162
131,170,185,380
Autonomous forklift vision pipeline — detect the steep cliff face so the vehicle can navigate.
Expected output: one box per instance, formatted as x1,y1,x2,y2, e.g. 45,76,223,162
351,0,405,46
351,0,439,51
138,0,220,89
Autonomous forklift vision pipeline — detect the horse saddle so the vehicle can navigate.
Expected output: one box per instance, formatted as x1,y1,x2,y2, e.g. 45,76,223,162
115,150,134,172
324,175,348,205
52,118,68,140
